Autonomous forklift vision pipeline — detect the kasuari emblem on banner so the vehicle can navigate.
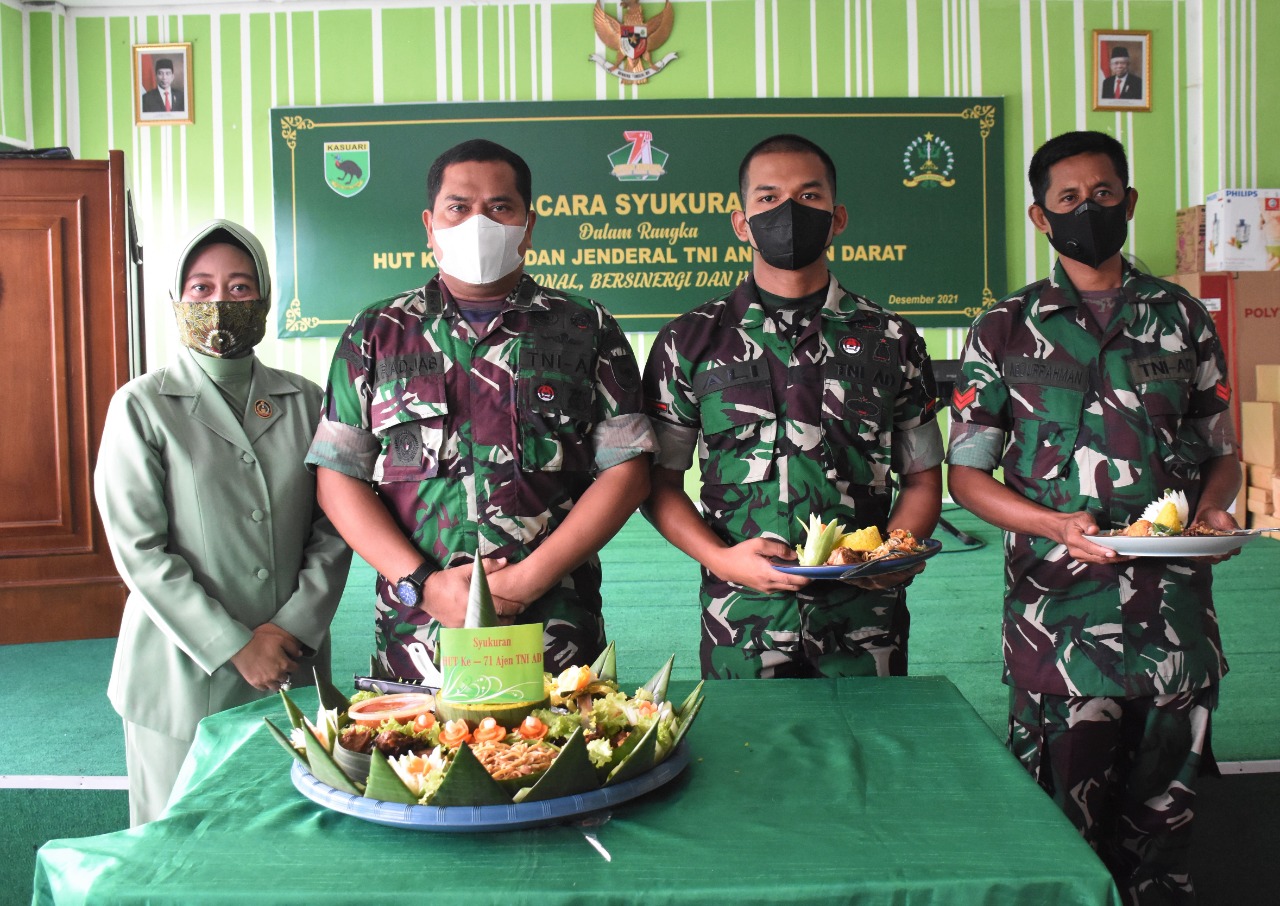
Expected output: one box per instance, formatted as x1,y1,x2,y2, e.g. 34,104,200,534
591,0,677,84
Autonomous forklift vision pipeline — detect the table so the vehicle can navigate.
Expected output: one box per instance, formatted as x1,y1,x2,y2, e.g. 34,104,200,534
34,676,1122,905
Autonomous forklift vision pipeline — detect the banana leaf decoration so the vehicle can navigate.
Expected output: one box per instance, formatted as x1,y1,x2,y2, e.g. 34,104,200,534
642,654,674,702
605,720,660,786
313,667,350,713
429,740,513,807
590,640,618,684
278,689,306,731
301,726,363,796
513,728,599,803
364,750,420,805
465,553,498,629
263,717,309,769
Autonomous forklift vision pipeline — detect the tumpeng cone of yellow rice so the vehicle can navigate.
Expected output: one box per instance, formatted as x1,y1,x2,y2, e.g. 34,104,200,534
264,556,705,808
433,555,551,726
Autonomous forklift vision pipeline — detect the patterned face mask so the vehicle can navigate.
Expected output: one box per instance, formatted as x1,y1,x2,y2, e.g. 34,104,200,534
173,299,270,358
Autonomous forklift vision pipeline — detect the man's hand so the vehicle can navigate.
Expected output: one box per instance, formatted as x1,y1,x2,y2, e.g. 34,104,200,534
1193,506,1243,564
421,557,511,626
230,623,303,691
844,560,928,591
1053,511,1131,564
706,538,812,594
486,559,547,619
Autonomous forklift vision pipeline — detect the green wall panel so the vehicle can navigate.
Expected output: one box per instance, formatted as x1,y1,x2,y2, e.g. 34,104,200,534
218,13,244,224
318,10,372,105
380,8,437,104
108,18,133,165
74,18,107,155
1,4,26,143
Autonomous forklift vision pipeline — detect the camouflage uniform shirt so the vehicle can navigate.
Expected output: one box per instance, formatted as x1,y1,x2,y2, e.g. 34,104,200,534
306,275,656,679
947,261,1237,698
644,276,943,678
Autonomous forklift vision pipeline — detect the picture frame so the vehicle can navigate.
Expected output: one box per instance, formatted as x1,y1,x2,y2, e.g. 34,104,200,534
133,42,193,126
1093,29,1151,112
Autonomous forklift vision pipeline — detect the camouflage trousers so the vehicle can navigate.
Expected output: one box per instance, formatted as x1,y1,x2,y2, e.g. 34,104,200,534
1008,686,1217,906
700,585,910,679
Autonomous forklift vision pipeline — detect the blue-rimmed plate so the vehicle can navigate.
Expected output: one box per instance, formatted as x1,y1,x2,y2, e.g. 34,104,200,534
289,742,690,832
771,538,943,579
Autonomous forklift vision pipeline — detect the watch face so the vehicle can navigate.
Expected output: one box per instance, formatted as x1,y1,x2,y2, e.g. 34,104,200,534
396,580,420,608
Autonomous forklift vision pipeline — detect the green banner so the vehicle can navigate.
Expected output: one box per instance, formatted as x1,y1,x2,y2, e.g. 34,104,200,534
271,98,1004,336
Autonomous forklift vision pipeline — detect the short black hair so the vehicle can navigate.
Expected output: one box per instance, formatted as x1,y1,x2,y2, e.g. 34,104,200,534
426,139,532,211
154,58,174,74
1028,131,1129,206
738,134,838,201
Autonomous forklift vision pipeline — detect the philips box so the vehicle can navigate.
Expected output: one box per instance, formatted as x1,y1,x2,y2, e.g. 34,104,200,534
1205,189,1280,271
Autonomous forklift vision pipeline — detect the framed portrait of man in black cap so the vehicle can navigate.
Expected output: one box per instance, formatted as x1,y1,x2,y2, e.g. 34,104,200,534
1093,30,1151,112
133,43,193,126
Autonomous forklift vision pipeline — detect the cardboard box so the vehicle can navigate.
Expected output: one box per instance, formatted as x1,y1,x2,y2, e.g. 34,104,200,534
1274,475,1280,508
1176,205,1206,274
1248,463,1275,488
1241,401,1280,467
1230,478,1247,518
1205,189,1280,271
1168,272,1280,430
1247,511,1280,532
1247,486,1273,510
1257,364,1280,403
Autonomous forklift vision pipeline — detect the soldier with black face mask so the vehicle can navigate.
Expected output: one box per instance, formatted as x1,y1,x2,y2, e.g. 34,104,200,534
642,134,944,681
947,130,1243,904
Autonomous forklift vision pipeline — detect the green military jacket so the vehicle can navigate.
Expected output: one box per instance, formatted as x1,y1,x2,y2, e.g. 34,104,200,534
644,275,942,673
948,261,1235,697
97,348,351,739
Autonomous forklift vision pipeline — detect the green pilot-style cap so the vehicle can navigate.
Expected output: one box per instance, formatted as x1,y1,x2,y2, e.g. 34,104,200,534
171,219,272,304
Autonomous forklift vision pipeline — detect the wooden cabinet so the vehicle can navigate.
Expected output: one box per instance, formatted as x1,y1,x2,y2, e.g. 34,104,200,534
0,150,142,643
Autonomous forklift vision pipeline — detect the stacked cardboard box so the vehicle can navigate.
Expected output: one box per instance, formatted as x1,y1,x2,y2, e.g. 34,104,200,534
1242,365,1280,531
1205,189,1280,271
1176,205,1206,274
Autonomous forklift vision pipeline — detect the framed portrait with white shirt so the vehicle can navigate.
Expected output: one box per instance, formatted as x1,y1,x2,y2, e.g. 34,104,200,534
133,43,193,126
1093,30,1151,112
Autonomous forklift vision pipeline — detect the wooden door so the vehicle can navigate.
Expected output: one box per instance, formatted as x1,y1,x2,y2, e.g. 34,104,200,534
0,151,140,643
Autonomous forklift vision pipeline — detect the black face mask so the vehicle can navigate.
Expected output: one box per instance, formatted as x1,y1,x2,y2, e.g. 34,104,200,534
747,199,834,270
1039,191,1131,269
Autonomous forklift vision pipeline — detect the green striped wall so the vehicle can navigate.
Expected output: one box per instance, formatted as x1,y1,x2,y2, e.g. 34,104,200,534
0,1,25,145
10,0,1279,385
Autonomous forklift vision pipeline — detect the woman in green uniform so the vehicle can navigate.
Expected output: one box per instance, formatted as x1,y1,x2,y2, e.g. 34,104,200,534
95,220,351,825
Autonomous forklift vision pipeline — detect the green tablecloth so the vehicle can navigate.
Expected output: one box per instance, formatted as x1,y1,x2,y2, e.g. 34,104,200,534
34,676,1121,905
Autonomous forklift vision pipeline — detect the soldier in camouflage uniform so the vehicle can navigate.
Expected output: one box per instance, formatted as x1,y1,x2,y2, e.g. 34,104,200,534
643,134,944,680
307,139,656,680
947,131,1243,905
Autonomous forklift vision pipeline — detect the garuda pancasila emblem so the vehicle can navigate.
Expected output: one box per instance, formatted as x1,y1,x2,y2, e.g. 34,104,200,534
591,0,677,84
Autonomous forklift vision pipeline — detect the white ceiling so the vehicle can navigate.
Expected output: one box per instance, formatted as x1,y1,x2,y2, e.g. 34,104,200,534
50,0,287,6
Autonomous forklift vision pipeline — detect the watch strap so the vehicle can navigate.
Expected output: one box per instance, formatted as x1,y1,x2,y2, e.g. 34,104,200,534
406,560,439,586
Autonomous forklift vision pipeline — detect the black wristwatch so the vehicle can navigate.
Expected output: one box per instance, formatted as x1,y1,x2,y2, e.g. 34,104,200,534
395,561,439,608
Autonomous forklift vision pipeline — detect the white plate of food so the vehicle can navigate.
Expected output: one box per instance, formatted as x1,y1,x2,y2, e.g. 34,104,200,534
1088,532,1259,558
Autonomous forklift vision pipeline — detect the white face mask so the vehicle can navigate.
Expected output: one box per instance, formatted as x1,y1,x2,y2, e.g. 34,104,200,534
431,214,528,285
